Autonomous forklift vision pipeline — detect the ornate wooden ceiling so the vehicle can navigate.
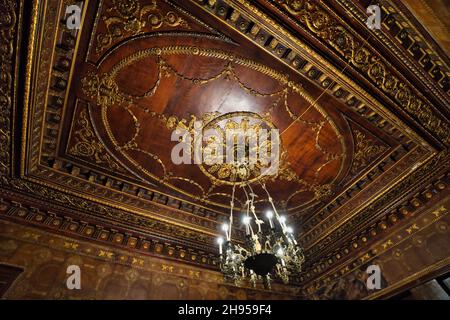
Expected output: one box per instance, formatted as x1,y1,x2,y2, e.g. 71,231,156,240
73,0,396,214
0,0,449,297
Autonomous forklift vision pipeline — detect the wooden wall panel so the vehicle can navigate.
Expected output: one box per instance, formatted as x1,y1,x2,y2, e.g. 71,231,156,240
0,220,300,300
0,264,23,298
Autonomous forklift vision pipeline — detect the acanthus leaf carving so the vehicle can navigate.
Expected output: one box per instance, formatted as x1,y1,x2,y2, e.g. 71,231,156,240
351,130,387,174
0,0,17,176
96,0,191,54
69,108,126,173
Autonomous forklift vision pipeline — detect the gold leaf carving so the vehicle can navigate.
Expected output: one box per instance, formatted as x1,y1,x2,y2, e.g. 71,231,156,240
352,130,387,174
313,184,333,200
69,108,125,173
81,46,340,206
96,0,190,54
274,0,450,145
81,72,125,108
0,0,17,175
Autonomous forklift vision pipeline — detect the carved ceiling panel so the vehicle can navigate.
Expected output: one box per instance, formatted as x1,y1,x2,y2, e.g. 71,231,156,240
30,0,404,218
1,0,449,292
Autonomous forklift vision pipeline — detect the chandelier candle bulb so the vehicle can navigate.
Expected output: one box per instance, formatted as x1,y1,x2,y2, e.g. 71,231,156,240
217,237,224,255
279,216,287,230
243,216,251,235
266,211,274,229
229,215,233,241
222,224,230,241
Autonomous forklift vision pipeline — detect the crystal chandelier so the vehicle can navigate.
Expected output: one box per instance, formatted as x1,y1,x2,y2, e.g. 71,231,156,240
217,182,305,289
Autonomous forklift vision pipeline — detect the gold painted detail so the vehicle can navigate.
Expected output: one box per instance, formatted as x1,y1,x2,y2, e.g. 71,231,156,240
0,0,17,175
351,130,387,174
274,0,450,145
0,175,217,243
199,112,279,186
276,0,305,15
96,0,190,54
301,150,448,272
81,46,344,206
81,72,125,107
69,108,124,172
312,183,333,200
308,203,449,299
335,0,448,105
82,50,296,109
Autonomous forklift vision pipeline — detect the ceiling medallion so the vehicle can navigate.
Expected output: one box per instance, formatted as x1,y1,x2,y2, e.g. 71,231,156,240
199,112,279,186
202,112,305,289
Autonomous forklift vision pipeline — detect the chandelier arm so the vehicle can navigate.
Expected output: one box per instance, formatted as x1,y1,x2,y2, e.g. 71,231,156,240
241,184,251,218
249,223,255,237
246,184,262,224
260,182,286,232
228,184,236,241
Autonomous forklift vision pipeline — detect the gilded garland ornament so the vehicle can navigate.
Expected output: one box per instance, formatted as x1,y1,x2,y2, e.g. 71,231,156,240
81,46,344,207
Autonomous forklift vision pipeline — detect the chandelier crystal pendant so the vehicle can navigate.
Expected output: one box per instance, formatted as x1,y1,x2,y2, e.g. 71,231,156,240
217,183,305,289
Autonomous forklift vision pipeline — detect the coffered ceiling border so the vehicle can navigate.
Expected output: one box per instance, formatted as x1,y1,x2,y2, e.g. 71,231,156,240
389,0,449,72
0,0,22,177
195,0,433,150
0,189,221,271
19,0,243,241
260,0,449,145
303,149,449,263
300,169,449,287
0,219,302,297
0,176,218,249
334,0,449,103
182,0,448,244
87,0,237,63
307,197,450,299
298,146,430,245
